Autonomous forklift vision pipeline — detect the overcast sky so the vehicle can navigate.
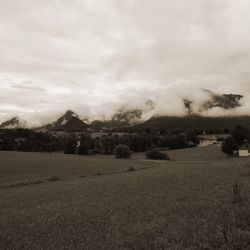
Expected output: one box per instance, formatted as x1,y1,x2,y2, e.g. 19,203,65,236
1,0,250,126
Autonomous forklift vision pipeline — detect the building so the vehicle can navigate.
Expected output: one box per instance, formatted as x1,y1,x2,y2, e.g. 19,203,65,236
198,134,230,147
239,143,250,157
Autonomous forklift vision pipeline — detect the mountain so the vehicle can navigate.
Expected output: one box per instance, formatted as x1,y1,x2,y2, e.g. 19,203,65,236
124,115,250,133
39,110,88,133
0,117,27,129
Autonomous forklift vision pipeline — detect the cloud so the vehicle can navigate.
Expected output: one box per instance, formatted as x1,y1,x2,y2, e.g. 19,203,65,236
0,0,250,126
12,84,46,92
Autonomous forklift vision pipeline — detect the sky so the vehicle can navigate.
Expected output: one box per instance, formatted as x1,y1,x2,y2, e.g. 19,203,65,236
0,0,250,126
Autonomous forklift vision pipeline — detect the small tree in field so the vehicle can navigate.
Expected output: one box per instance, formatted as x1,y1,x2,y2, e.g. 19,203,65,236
222,137,238,156
146,148,170,160
114,144,132,159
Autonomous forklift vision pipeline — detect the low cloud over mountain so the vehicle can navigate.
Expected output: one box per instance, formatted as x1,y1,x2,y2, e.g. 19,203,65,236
182,89,244,116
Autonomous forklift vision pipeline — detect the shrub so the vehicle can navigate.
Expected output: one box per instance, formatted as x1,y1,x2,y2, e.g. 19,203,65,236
114,144,132,159
145,149,170,160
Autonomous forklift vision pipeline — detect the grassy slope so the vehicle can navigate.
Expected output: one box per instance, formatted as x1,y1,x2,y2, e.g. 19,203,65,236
0,151,157,187
166,145,225,161
0,148,250,249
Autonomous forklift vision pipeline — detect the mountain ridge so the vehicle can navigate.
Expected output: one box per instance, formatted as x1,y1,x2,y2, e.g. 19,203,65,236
36,110,89,133
0,117,27,129
124,115,250,133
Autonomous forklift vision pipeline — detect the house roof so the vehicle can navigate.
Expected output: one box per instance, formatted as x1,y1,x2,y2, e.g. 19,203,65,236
199,134,230,140
239,143,250,150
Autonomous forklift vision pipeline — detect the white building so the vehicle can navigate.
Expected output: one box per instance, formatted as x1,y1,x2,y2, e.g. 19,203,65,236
239,143,250,157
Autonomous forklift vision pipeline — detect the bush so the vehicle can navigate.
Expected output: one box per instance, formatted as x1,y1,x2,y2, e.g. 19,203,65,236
114,144,132,159
145,149,170,160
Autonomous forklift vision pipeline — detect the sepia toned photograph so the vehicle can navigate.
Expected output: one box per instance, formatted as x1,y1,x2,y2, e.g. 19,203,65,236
0,0,250,249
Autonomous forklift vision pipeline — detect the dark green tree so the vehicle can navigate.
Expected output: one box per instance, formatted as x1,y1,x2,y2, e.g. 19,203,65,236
1,137,15,151
232,125,248,145
187,131,199,145
78,133,92,155
114,144,132,159
64,136,77,154
102,136,116,155
221,136,238,156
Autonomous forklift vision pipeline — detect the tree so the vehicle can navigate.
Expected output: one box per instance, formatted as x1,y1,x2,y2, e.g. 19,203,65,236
102,136,116,155
232,125,248,145
114,144,132,159
187,131,199,145
221,137,238,156
169,134,188,149
1,137,15,151
64,136,77,154
78,133,92,155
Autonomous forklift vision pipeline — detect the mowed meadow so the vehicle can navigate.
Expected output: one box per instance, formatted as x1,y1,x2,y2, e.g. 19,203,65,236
0,146,250,249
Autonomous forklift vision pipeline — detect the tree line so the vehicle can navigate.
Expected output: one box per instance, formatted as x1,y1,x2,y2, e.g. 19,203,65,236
0,129,65,152
0,128,199,154
64,130,199,155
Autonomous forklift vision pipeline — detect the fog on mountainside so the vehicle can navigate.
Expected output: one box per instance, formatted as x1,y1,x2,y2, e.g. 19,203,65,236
0,88,248,132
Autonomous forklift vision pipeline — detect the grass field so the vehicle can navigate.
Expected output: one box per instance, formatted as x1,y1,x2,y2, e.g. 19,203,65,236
0,146,250,249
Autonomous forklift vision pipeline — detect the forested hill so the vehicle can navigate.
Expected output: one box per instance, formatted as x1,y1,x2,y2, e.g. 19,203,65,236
124,115,250,133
